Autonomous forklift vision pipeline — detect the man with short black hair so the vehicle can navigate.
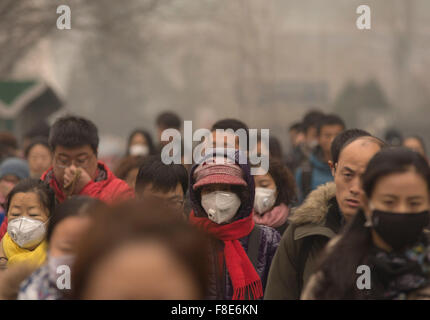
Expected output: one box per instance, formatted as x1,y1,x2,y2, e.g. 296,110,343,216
210,118,249,152
316,114,346,161
156,111,182,131
41,116,134,203
285,111,324,173
285,122,306,171
295,114,345,202
288,122,305,148
156,111,182,149
135,155,189,217
302,110,325,150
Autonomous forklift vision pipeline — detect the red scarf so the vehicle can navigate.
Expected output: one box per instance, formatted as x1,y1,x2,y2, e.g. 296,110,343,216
189,211,263,300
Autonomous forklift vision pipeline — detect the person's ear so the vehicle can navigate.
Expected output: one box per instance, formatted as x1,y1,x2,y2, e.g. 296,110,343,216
330,161,336,177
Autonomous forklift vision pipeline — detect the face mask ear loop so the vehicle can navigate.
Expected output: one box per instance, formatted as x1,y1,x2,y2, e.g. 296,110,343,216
39,218,50,234
365,202,375,227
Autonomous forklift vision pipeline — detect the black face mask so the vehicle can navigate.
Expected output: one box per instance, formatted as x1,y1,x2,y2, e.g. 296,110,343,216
371,210,430,251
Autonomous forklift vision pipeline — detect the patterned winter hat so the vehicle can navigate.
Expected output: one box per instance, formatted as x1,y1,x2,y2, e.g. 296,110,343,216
193,156,247,190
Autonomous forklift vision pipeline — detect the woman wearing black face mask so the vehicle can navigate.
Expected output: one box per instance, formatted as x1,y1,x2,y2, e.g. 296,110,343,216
302,147,430,300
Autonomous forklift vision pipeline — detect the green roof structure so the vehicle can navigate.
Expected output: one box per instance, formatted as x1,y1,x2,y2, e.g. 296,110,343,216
0,80,50,118
0,80,62,137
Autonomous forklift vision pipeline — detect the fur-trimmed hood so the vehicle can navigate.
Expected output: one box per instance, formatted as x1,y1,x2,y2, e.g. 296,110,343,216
289,182,337,226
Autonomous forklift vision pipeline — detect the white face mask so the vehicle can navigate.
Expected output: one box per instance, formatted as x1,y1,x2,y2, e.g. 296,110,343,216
308,139,318,149
254,187,276,215
7,217,47,249
201,191,241,224
129,144,149,156
48,254,75,284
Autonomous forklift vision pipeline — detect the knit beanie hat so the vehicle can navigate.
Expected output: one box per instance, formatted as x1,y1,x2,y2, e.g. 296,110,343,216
193,155,247,190
0,158,30,180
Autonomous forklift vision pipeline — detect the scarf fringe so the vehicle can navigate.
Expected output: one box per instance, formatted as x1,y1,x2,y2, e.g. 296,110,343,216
189,211,263,300
232,280,264,300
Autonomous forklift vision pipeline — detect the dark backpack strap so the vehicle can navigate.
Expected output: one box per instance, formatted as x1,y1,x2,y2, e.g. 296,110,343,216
246,224,262,299
301,160,313,200
247,224,262,270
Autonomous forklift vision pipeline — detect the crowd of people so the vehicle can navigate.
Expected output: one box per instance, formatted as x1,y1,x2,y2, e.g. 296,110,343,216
0,109,428,300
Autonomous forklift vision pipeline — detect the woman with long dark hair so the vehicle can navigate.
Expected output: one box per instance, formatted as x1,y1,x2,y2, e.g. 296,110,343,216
125,129,155,157
253,158,297,235
302,147,430,300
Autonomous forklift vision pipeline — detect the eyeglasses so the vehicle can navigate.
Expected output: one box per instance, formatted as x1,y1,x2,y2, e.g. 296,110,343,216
54,157,91,169
163,197,185,210
147,196,185,209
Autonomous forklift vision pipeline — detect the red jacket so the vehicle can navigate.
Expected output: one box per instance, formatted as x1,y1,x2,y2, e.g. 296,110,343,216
41,161,134,204
0,161,134,240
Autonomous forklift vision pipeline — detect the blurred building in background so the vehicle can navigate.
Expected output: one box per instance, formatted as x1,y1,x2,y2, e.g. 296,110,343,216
2,0,430,152
0,80,62,141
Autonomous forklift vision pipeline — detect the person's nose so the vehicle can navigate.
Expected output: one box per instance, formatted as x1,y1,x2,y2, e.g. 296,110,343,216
349,177,362,197
396,201,409,213
35,157,44,167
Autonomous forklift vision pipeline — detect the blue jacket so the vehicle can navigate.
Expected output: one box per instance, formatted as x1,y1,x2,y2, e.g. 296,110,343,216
295,149,333,203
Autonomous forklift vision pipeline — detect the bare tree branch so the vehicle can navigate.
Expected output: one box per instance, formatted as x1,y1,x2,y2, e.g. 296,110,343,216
0,0,170,77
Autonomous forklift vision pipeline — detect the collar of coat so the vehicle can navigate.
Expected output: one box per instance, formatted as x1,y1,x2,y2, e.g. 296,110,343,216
289,182,339,241
41,162,109,203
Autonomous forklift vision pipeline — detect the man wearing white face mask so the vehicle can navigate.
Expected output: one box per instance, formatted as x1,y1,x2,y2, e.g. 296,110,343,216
188,149,280,300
